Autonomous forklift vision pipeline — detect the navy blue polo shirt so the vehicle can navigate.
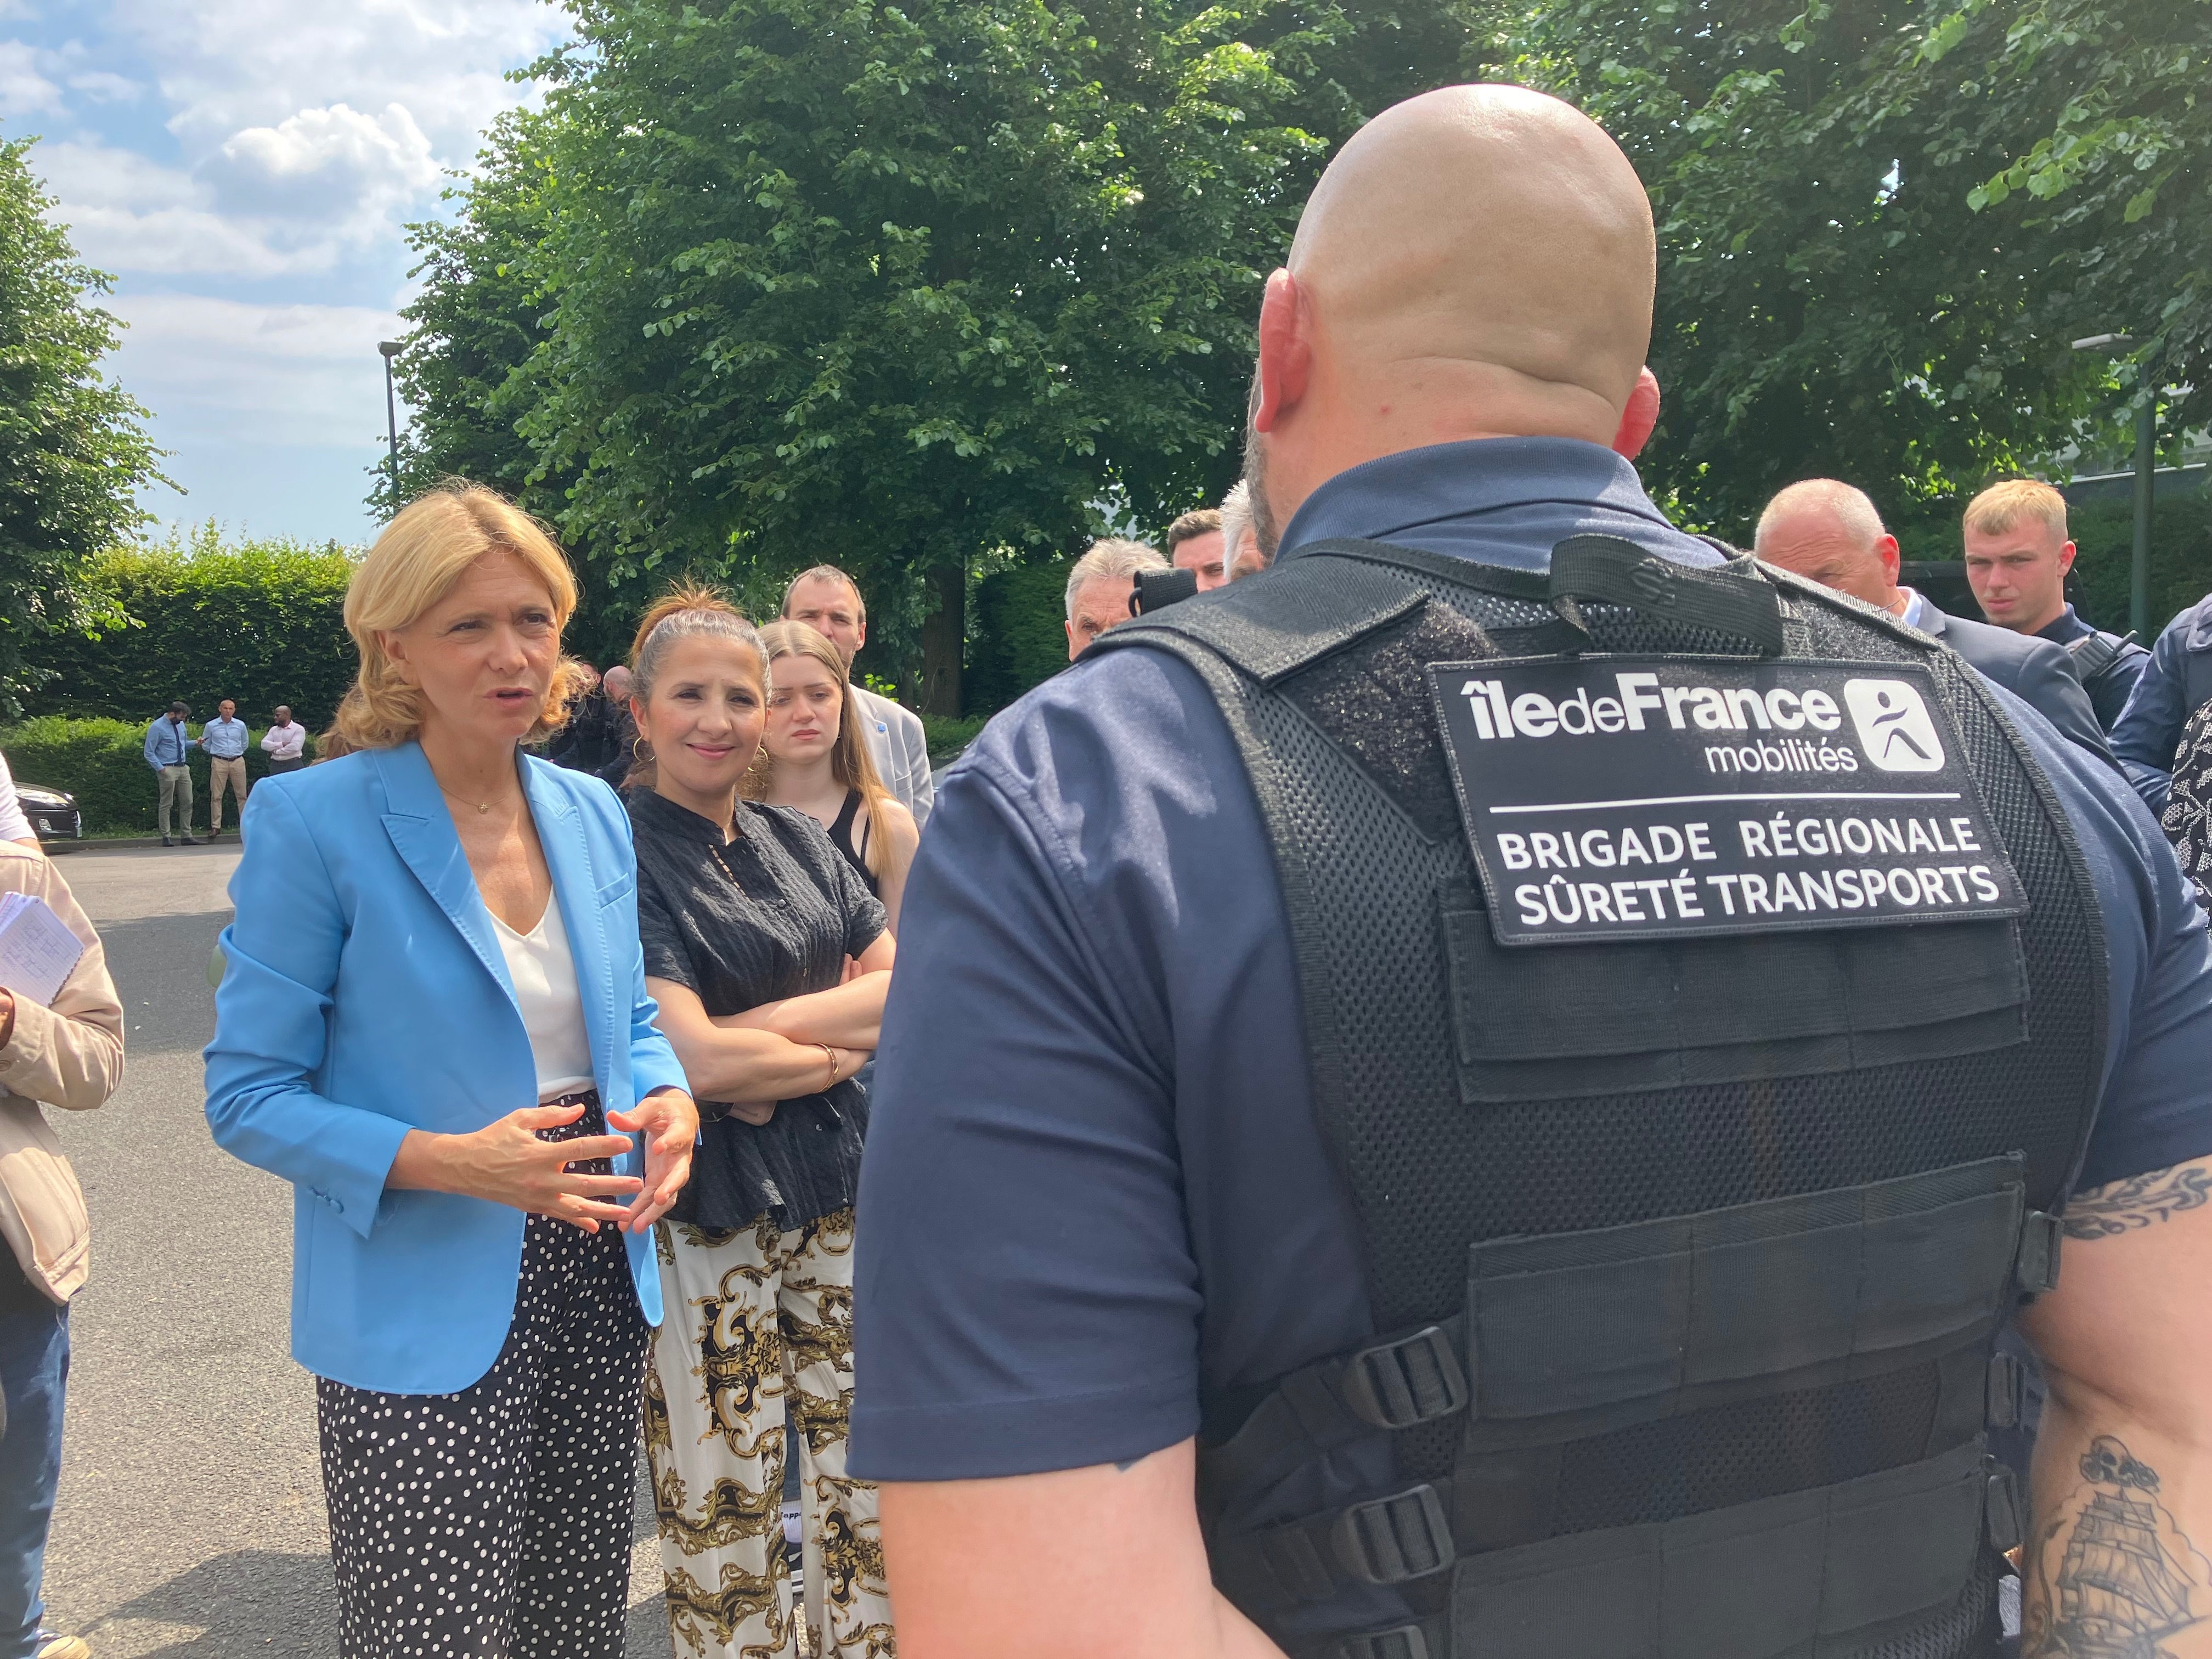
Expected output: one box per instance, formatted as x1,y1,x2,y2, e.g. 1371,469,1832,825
850,438,2212,1495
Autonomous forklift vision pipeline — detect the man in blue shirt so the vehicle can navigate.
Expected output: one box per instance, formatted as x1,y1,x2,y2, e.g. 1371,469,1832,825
141,701,198,847
853,86,2212,1659
1961,479,2147,734
199,697,249,839
2110,593,2212,817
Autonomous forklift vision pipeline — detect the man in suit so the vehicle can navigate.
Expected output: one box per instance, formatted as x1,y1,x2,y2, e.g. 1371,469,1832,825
1755,479,2115,764
782,565,934,827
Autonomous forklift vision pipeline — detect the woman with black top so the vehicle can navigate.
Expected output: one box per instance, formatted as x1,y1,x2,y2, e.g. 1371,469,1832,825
748,620,919,930
621,586,898,1659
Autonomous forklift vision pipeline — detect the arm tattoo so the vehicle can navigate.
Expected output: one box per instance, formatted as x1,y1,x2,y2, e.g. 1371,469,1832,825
2062,1160,2212,1240
2022,1437,2211,1657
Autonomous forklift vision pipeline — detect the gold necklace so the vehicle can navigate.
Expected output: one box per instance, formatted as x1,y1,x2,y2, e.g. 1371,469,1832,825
439,785,506,817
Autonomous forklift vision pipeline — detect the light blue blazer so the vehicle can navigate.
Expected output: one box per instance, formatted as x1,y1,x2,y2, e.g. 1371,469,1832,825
203,742,689,1395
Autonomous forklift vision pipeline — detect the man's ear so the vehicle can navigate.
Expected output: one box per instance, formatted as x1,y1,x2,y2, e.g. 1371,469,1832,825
1253,269,1311,434
1876,533,1903,585
2059,540,2078,576
1612,367,1661,459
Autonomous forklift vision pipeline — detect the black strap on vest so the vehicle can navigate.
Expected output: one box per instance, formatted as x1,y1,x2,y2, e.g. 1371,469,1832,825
1547,534,1786,655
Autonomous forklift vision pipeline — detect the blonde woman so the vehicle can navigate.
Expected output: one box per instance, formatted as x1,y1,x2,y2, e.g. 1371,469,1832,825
204,484,699,1658
619,586,897,1659
747,620,920,932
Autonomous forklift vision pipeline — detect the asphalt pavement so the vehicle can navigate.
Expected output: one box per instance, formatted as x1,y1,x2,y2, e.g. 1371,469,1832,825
36,840,673,1658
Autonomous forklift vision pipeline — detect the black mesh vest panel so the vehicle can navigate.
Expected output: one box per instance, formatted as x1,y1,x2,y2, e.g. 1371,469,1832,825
1095,539,2107,1659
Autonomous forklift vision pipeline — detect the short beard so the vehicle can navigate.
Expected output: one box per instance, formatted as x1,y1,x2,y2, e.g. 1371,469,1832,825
1242,365,1282,558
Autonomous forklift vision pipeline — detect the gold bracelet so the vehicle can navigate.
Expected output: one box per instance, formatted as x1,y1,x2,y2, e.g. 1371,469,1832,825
817,1043,839,1091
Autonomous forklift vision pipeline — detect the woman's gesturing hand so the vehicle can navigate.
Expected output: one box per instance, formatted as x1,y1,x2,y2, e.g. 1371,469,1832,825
389,1102,642,1233
609,1088,699,1232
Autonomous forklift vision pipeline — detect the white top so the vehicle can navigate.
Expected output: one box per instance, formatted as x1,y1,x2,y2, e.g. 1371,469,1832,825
489,896,596,1101
1895,587,1932,631
260,721,307,760
0,752,31,844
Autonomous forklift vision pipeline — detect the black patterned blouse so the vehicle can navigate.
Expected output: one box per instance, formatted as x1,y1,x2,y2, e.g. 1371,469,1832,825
627,788,888,1229
2160,699,2212,914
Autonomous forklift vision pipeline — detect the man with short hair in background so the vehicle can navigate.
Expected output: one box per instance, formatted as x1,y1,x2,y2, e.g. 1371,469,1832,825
142,701,197,848
200,698,250,839
1063,538,1168,661
1165,508,1228,591
1218,481,1269,582
1963,478,2147,730
259,706,307,774
1756,479,2113,763
783,565,935,828
594,666,637,789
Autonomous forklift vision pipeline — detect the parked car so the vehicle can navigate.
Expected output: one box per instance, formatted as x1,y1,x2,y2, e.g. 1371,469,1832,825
16,783,82,842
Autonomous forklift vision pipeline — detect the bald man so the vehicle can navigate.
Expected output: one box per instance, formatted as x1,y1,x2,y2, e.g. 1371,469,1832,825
856,87,2212,1659
1756,478,2114,764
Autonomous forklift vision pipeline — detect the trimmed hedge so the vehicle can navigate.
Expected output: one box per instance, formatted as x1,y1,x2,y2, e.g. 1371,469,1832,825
20,528,358,729
967,558,1074,715
0,715,316,834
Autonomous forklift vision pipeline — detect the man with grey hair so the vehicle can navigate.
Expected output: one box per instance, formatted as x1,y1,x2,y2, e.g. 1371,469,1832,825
1216,481,1269,582
1755,478,2112,762
1063,537,1167,662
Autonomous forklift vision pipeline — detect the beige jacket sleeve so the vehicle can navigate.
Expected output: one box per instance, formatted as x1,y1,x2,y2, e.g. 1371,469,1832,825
0,847,125,1301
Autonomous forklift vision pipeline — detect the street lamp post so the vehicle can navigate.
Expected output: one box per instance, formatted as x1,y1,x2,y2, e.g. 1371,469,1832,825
2072,332,2158,638
377,340,403,514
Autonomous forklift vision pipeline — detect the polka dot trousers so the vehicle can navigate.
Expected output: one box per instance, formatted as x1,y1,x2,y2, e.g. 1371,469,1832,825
316,1102,650,1658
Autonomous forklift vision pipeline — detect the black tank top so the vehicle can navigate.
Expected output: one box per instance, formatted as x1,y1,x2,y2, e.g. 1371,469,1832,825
827,789,878,895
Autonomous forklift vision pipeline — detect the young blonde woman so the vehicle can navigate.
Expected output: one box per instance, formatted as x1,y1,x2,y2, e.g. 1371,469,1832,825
747,621,920,932
620,586,897,1659
205,485,698,1658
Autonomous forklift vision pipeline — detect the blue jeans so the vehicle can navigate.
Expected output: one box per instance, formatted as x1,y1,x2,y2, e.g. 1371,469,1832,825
0,1297,67,1659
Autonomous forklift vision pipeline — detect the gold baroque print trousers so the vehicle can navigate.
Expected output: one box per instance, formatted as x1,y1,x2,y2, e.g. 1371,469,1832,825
647,1210,895,1659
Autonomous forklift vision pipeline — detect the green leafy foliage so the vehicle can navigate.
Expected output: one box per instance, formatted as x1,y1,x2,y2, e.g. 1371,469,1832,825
19,525,359,727
966,557,1074,714
0,714,318,835
0,136,165,716
396,0,1498,703
1513,0,2209,537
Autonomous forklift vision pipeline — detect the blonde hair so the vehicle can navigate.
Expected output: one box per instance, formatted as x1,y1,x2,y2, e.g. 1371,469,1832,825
747,620,903,884
334,484,585,750
1065,537,1167,620
1964,478,2069,541
623,581,765,792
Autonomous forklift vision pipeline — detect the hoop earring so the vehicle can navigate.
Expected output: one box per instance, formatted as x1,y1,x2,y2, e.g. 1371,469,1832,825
633,735,651,761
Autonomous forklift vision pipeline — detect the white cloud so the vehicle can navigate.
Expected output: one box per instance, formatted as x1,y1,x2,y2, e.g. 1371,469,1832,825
112,0,563,151
36,104,445,278
65,69,143,104
202,101,437,221
105,292,405,448
0,39,62,116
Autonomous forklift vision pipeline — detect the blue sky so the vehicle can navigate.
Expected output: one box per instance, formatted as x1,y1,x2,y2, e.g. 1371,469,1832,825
1,0,568,546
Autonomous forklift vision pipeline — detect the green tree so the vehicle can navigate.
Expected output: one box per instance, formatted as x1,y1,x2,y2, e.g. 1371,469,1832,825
387,108,566,517
1514,0,2209,539
401,0,1495,708
0,135,165,715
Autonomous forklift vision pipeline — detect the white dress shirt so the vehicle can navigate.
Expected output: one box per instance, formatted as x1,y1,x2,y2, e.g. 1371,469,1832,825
260,721,307,761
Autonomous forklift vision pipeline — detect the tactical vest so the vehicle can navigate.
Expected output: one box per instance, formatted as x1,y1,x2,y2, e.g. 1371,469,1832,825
1097,536,2108,1659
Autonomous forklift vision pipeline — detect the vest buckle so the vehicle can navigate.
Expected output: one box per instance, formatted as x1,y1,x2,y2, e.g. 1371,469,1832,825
1987,1351,2026,1431
1331,1623,1432,1659
1341,1324,1470,1430
1332,1483,1455,1584
2016,1211,2062,1296
1985,1463,2024,1554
